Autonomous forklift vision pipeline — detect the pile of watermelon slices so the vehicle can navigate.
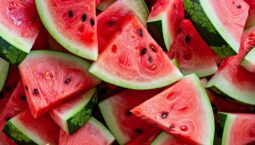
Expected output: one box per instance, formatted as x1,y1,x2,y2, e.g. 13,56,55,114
0,0,255,144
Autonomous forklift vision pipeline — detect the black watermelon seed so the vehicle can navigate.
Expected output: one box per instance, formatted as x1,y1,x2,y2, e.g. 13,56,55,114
236,4,241,9
161,112,168,119
20,96,26,101
126,111,132,116
135,128,143,134
141,48,147,55
169,125,175,129
81,14,87,22
64,78,71,84
68,10,73,18
150,45,157,52
138,29,143,37
148,56,153,63
90,18,95,26
185,35,191,43
33,89,39,95
5,117,11,121
5,86,11,92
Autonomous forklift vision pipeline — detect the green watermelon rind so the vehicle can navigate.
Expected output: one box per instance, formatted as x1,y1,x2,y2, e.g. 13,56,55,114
88,117,116,144
150,132,175,145
97,0,116,11
35,0,98,61
180,64,218,78
3,117,47,144
241,47,255,73
0,57,9,92
206,73,255,105
50,88,98,135
98,98,129,144
89,62,183,90
183,0,237,58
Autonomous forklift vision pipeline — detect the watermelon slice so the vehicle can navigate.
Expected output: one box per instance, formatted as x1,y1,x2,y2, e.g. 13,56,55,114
50,88,98,135
59,117,115,145
0,82,28,145
214,112,255,145
90,15,182,90
151,132,193,145
241,47,255,73
245,0,255,29
126,127,161,145
97,0,149,53
0,58,9,92
168,19,217,77
35,0,98,61
207,55,255,105
3,111,59,145
0,0,41,64
99,89,161,144
19,50,101,118
147,0,184,51
131,74,215,144
184,0,249,58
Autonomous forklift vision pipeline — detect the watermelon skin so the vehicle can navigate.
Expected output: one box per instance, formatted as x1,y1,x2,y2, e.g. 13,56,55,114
99,89,162,144
184,0,249,58
35,0,98,61
59,117,115,145
3,110,59,145
0,0,41,64
131,74,215,145
126,127,161,145
147,0,184,51
97,0,116,11
50,88,98,135
0,58,9,93
19,50,100,118
214,112,255,145
151,132,194,145
97,0,149,53
0,82,28,145
90,15,182,90
168,20,217,77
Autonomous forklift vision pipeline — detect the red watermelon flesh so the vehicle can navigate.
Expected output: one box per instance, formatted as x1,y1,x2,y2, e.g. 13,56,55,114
99,89,162,144
59,117,115,145
0,82,28,145
0,65,20,114
19,50,101,118
229,114,255,145
168,19,217,77
126,127,161,145
0,0,40,44
131,74,214,144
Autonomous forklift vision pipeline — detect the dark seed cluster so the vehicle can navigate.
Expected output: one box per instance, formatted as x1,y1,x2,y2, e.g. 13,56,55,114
141,48,147,55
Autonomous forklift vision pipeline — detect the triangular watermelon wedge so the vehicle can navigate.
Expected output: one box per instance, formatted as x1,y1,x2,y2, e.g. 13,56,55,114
131,74,214,144
19,50,101,118
90,15,182,90
35,0,98,61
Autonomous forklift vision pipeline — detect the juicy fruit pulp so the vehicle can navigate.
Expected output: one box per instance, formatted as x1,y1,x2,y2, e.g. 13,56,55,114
36,0,98,61
168,20,217,77
0,0,40,64
131,74,215,145
90,15,182,90
19,50,100,118
147,0,184,51
99,89,161,144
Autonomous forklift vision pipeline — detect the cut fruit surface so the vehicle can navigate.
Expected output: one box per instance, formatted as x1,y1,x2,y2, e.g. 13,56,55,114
131,74,215,145
3,111,59,145
147,0,184,51
97,0,149,53
99,89,161,144
35,0,98,60
214,112,255,145
207,55,255,105
90,15,182,90
0,0,40,64
184,0,249,58
50,88,98,135
59,117,115,145
168,20,217,77
19,50,100,118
